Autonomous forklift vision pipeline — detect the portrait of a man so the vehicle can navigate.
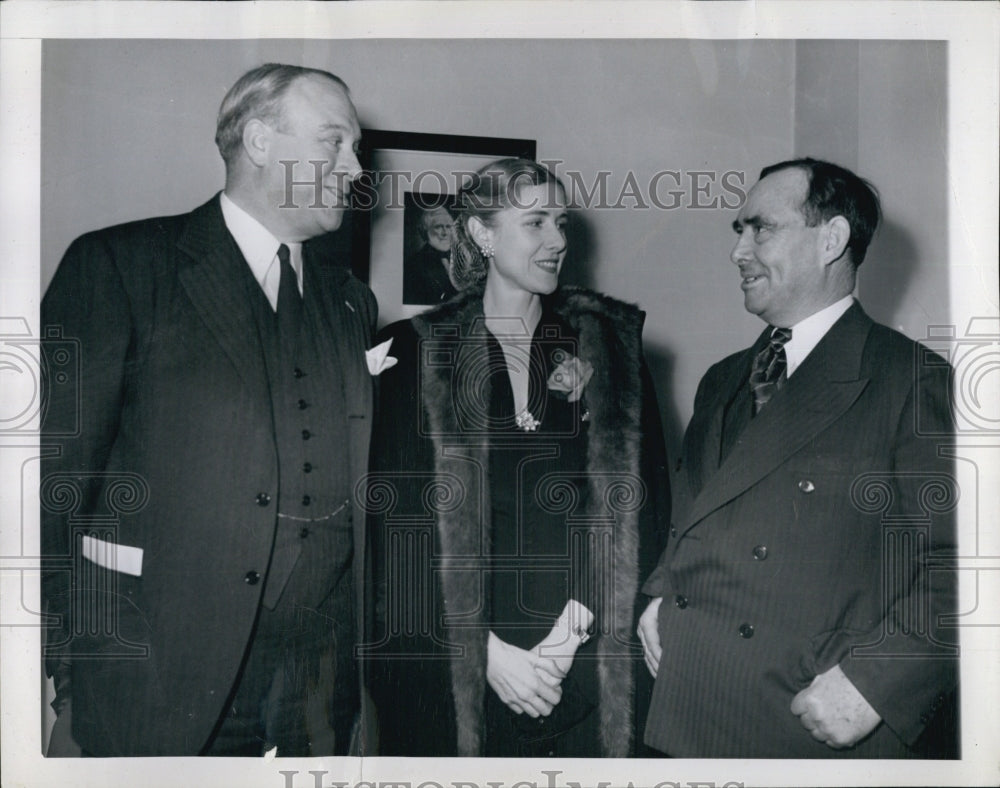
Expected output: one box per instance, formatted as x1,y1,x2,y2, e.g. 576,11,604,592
402,194,459,305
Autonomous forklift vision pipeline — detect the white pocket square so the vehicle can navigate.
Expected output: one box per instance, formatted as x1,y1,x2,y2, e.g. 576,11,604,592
365,339,398,375
81,534,143,577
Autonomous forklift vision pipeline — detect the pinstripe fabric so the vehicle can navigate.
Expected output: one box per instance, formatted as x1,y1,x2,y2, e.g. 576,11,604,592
641,304,957,758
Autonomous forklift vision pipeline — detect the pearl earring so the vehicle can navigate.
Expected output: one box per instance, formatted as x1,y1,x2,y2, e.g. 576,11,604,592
480,242,495,258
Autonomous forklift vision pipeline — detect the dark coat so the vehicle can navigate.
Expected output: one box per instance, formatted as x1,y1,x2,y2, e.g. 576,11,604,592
364,286,670,756
642,302,958,757
402,243,457,305
40,195,376,756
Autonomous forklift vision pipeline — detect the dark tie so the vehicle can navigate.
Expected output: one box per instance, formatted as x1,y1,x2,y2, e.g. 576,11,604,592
276,243,302,352
749,326,792,413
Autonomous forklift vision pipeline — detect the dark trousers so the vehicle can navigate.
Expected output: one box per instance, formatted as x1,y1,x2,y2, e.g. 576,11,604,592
202,575,357,757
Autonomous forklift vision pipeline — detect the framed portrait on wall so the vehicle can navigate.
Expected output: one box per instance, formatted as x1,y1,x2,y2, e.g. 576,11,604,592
352,130,535,326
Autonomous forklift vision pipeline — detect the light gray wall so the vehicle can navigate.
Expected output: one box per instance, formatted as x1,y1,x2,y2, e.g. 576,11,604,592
793,39,949,344
41,39,947,454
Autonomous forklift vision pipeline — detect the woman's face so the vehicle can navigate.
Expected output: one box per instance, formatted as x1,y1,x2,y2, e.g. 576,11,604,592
484,182,568,297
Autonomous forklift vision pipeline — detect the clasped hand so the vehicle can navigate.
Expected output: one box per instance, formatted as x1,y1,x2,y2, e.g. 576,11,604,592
486,632,564,717
790,664,882,748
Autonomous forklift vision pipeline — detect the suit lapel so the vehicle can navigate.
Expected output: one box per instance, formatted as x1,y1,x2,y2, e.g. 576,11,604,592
683,337,760,497
306,251,374,649
306,255,372,423
176,195,269,393
681,303,873,533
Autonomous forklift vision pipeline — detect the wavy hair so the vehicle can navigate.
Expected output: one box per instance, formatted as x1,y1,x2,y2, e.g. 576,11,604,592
450,158,565,290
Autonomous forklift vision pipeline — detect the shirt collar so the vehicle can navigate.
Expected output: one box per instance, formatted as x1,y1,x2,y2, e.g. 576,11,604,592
220,192,302,306
783,294,854,377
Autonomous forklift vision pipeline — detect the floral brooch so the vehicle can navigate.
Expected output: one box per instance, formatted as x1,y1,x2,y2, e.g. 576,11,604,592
514,351,594,432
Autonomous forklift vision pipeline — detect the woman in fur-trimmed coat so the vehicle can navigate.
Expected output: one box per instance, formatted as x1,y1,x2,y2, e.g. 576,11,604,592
364,159,669,757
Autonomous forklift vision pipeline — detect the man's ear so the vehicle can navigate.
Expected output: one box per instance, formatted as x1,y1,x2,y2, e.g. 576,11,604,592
241,118,271,168
467,216,493,250
820,215,851,265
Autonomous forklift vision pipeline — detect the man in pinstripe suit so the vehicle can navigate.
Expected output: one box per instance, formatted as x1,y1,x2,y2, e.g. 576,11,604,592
637,159,957,758
42,64,376,757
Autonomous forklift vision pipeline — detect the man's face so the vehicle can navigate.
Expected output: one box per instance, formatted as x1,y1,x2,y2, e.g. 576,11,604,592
422,208,455,253
730,167,830,327
264,75,362,241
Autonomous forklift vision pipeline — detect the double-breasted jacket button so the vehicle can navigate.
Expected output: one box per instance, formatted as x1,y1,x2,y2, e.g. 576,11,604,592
256,492,271,507
303,462,312,473
752,544,768,560
293,367,305,379
299,527,310,539
298,399,309,410
302,495,311,506
670,525,678,538
302,429,311,440
674,594,688,609
244,571,261,585
798,479,816,493
738,623,754,639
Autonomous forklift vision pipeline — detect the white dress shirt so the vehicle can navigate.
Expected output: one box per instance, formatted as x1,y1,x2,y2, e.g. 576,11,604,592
783,295,854,378
220,192,302,311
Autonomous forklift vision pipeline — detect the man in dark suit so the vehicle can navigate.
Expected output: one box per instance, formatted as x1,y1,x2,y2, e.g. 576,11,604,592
638,159,958,757
41,64,376,757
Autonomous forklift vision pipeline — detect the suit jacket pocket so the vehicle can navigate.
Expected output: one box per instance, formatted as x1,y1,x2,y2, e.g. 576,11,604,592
795,627,869,688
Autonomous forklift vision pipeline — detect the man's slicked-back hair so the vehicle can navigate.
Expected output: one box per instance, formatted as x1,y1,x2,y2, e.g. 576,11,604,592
215,63,349,168
760,157,882,266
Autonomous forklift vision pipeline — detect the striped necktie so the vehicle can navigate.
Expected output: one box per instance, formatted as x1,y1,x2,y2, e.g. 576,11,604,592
749,326,792,414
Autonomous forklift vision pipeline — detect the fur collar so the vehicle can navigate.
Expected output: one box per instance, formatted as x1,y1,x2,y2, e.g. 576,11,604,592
414,287,646,756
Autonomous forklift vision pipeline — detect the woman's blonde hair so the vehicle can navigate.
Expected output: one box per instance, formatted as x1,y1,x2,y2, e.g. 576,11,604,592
450,158,565,290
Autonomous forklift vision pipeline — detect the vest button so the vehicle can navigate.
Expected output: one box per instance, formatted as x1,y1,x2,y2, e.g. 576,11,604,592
302,429,311,440
738,623,754,639
302,495,311,506
299,527,310,539
255,492,271,507
298,399,309,410
293,367,305,379
303,462,312,473
752,544,768,560
244,571,260,585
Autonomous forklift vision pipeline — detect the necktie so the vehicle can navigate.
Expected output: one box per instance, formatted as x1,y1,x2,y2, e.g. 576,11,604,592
276,243,302,352
749,326,792,413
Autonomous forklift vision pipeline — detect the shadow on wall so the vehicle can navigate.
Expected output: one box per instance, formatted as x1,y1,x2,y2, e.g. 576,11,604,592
563,211,686,462
559,211,597,291
644,343,686,466
861,216,922,329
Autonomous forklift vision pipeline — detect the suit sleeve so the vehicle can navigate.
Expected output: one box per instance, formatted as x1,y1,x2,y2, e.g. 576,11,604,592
634,362,671,601
640,361,719,599
40,233,134,709
838,354,958,747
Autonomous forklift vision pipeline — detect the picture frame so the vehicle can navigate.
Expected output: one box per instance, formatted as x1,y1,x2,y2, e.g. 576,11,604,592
351,130,536,326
